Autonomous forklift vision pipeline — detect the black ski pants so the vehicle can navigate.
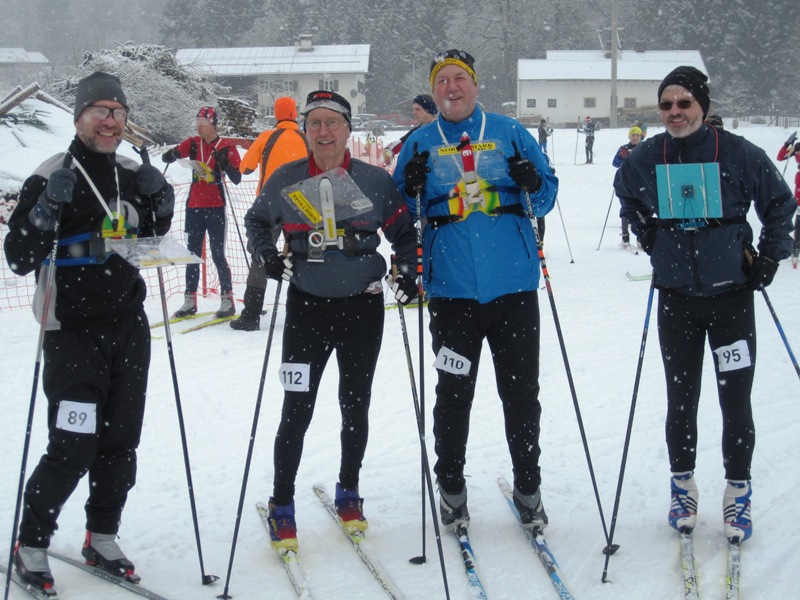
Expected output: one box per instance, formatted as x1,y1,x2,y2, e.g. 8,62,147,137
272,286,384,505
19,310,150,547
657,289,756,481
428,291,542,497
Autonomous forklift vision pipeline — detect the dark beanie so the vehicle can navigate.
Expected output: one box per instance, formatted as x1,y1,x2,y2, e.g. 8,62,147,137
413,94,437,115
657,66,710,117
73,71,128,122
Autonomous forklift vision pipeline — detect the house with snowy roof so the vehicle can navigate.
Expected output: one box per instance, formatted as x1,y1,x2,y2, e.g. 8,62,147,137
0,47,49,67
175,35,370,118
517,49,707,127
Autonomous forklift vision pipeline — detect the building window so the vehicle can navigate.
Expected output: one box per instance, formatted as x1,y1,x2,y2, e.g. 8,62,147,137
624,97,637,108
319,79,339,92
526,99,537,108
262,80,298,95
547,99,557,108
584,97,597,108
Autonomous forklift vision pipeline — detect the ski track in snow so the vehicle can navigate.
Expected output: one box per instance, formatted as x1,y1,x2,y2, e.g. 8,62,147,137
1,102,798,599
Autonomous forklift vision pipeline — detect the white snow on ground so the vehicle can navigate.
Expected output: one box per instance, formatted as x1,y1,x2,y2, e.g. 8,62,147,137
1,103,798,599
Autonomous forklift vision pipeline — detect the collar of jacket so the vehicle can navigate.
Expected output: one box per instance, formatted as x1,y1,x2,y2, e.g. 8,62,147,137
436,104,484,141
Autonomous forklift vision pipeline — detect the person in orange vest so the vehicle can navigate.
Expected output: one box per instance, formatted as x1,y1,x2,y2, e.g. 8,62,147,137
231,97,309,331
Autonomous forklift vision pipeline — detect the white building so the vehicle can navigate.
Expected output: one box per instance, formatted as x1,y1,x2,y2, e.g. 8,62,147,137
175,36,370,118
517,50,708,127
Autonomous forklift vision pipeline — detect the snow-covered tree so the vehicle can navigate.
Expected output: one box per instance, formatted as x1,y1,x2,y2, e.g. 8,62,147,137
51,43,226,143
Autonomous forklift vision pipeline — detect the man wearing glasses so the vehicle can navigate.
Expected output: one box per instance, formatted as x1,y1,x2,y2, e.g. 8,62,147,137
4,71,174,594
614,66,794,544
244,90,417,552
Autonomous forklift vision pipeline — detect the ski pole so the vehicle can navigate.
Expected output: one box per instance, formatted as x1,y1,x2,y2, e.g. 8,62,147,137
602,272,656,583
222,178,251,272
218,278,283,599
573,116,580,165
596,189,616,250
3,153,71,600
554,198,575,263
517,159,611,550
406,154,429,566
136,145,218,586
759,288,800,381
392,261,451,599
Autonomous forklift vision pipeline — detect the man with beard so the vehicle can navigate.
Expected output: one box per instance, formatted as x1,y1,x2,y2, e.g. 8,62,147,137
4,71,174,595
614,66,794,544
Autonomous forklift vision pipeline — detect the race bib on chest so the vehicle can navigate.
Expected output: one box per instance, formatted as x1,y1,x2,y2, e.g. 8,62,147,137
433,346,472,376
280,363,311,392
55,400,97,434
713,340,752,373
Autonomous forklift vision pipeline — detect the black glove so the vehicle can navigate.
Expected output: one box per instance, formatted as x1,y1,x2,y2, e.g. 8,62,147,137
261,252,294,281
137,164,167,196
161,148,180,164
507,151,541,192
214,147,230,171
404,149,430,195
386,273,419,305
154,186,175,220
786,131,797,147
30,167,77,231
637,219,658,255
745,254,779,290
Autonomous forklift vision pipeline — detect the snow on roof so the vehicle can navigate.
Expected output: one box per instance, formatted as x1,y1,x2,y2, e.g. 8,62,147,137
175,45,370,77
0,48,49,64
518,50,707,82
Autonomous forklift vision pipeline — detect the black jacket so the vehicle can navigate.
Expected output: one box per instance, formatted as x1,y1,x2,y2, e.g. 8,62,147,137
614,124,794,296
4,136,173,327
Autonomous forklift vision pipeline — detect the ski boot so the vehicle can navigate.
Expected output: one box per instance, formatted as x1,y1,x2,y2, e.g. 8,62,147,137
216,291,236,319
669,471,699,532
513,486,548,530
334,483,368,535
723,480,752,542
438,481,469,529
14,543,56,596
82,531,139,583
172,291,197,318
267,499,298,553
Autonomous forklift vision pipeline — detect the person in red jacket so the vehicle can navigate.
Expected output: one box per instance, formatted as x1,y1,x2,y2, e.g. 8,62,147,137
777,131,799,264
162,106,242,317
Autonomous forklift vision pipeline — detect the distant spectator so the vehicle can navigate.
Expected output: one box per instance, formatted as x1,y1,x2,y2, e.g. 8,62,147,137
578,116,596,163
384,94,438,163
538,119,553,157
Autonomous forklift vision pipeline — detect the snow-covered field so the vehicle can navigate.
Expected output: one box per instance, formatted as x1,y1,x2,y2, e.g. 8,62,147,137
1,101,798,600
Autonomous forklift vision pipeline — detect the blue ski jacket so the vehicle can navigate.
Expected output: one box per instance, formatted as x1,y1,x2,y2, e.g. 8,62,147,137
392,106,557,303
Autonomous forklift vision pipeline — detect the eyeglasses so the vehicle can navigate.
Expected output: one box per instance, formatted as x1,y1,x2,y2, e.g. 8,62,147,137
306,118,346,131
658,99,695,111
85,105,128,122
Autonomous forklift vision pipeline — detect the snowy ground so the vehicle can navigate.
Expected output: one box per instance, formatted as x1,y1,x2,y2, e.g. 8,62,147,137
1,104,799,600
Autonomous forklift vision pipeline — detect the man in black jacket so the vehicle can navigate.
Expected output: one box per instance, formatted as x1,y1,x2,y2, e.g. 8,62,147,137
4,71,174,595
614,66,794,545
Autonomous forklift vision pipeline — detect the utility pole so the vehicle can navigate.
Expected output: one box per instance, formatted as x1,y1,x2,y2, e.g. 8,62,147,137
609,0,619,128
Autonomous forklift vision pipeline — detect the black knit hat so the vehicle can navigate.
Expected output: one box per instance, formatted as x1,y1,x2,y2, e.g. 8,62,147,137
73,71,128,122
657,66,710,117
413,94,437,115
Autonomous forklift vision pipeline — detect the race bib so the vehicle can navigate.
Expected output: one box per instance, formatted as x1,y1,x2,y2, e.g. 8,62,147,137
280,363,311,392
713,340,752,373
55,400,96,435
433,346,471,376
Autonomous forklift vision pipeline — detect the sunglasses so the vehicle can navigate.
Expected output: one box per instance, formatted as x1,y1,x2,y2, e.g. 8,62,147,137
659,99,695,111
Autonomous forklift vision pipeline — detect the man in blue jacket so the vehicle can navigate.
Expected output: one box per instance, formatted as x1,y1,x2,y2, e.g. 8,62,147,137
615,66,795,544
393,49,557,531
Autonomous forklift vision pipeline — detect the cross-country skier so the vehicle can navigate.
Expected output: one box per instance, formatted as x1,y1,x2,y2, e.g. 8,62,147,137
3,71,174,595
612,125,643,247
614,66,795,543
776,131,800,264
